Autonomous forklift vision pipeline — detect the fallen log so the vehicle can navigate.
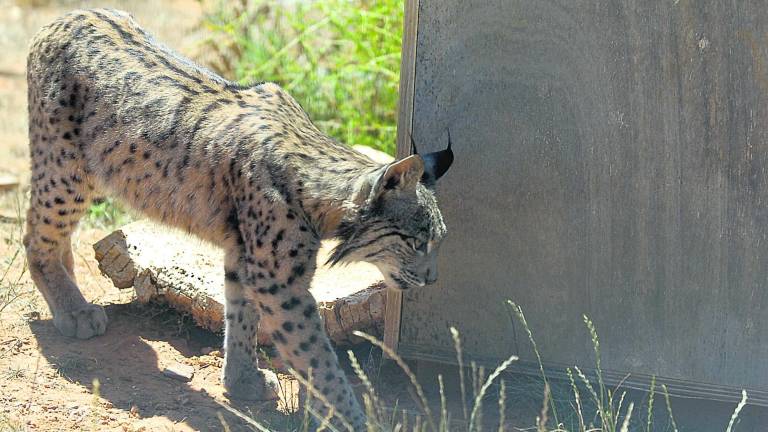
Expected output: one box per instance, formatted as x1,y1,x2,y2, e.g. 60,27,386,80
93,221,387,346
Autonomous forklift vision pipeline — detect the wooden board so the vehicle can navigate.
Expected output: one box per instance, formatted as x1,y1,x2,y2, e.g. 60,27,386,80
384,0,420,354
94,221,386,345
391,0,768,405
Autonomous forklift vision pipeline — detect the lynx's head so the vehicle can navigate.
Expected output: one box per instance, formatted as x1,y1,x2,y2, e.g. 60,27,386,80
330,132,454,290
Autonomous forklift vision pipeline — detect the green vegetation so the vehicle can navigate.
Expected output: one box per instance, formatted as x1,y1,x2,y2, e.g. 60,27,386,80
202,0,404,155
84,198,132,230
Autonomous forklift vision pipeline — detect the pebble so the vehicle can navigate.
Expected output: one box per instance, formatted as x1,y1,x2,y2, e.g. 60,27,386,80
162,362,195,382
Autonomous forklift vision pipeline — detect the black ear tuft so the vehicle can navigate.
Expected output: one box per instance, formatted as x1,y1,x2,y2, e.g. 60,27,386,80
410,132,418,155
420,129,454,185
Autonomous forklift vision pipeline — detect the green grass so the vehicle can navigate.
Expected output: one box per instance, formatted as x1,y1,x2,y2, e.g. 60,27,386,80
83,198,132,230
201,0,403,156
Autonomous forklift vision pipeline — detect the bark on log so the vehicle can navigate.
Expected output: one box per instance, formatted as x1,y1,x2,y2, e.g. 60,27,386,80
93,221,387,346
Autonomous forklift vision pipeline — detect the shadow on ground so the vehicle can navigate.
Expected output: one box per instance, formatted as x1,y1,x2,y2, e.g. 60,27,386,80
28,303,295,432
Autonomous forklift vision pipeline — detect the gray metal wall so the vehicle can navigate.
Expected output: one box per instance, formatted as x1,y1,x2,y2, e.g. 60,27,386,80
396,0,768,402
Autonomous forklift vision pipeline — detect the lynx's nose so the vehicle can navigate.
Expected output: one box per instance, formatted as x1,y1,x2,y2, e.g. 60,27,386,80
425,267,438,285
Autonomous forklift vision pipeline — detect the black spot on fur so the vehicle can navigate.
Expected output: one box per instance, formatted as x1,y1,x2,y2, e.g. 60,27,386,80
272,330,287,344
281,297,301,310
303,304,316,318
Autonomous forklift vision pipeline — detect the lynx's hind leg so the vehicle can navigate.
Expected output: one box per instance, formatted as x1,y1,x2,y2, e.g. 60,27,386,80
25,65,107,339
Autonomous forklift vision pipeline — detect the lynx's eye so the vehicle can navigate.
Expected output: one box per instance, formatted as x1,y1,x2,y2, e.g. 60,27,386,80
408,238,428,254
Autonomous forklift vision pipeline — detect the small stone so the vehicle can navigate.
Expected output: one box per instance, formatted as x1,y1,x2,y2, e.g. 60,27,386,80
200,346,214,355
23,311,40,322
162,362,195,382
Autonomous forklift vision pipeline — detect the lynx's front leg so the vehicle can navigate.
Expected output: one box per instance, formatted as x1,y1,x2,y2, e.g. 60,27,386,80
239,219,365,429
221,248,280,400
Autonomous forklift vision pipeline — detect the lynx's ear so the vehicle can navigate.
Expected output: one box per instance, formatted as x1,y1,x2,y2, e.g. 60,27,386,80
376,154,424,192
354,155,424,206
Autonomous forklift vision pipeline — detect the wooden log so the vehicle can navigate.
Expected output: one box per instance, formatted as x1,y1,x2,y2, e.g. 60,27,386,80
351,145,394,165
0,174,19,192
93,220,387,346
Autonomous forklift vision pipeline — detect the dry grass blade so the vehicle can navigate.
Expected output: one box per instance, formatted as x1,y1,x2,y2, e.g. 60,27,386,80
471,362,483,429
438,375,448,432
468,354,518,431
537,383,550,432
619,402,634,432
645,376,655,432
353,330,437,432
661,384,679,432
574,366,600,412
289,368,351,432
305,405,343,432
497,379,506,432
216,412,232,432
362,394,377,431
507,301,559,425
567,368,586,432
213,400,272,432
582,316,605,409
450,326,470,422
613,390,627,430
726,390,748,432
348,351,380,413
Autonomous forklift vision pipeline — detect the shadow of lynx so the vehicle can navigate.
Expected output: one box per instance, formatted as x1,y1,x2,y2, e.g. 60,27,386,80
28,303,296,431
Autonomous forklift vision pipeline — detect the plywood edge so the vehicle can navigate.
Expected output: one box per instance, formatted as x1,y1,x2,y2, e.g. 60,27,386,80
384,0,421,354
398,343,768,407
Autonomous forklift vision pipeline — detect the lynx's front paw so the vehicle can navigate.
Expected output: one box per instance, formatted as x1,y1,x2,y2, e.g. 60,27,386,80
223,367,280,401
53,303,108,339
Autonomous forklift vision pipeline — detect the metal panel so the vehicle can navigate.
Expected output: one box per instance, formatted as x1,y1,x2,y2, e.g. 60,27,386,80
394,0,768,402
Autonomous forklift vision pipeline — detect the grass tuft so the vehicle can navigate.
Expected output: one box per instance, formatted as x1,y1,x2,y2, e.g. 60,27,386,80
200,301,753,431
84,198,132,230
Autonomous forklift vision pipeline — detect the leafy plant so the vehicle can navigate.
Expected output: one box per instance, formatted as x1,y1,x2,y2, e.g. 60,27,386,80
201,0,403,155
85,198,131,230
